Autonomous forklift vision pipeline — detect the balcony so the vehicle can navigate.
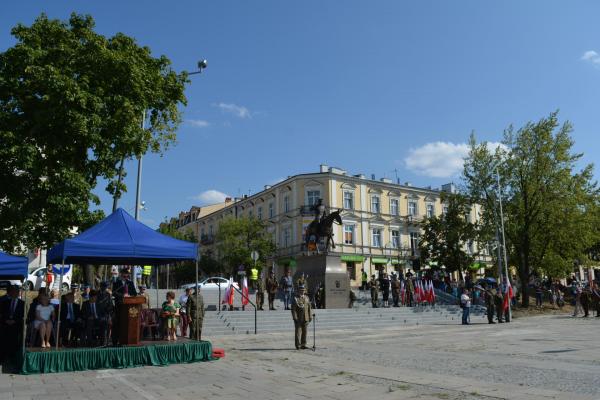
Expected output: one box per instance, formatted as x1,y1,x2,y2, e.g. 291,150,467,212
404,215,422,225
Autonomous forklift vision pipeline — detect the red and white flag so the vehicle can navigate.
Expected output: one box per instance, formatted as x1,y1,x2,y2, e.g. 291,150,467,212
503,280,514,312
241,276,249,306
430,280,436,303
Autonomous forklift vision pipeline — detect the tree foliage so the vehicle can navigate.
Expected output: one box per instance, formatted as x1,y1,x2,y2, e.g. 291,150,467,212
463,111,600,306
215,217,276,276
419,193,479,280
0,13,188,251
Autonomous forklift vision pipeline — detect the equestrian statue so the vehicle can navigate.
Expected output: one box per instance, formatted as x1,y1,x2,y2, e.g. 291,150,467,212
305,200,342,253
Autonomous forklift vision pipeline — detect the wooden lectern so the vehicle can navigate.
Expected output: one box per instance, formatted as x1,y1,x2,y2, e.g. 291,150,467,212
119,296,146,345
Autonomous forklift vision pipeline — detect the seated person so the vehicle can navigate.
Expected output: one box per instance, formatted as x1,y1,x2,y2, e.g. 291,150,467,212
60,293,83,346
34,294,55,348
81,290,110,346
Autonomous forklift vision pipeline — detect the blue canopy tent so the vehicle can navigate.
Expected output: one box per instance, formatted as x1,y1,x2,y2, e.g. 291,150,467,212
47,208,198,265
45,208,200,351
0,251,28,280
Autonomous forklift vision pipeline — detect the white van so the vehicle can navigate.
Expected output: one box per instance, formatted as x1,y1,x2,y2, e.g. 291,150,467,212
8,265,72,291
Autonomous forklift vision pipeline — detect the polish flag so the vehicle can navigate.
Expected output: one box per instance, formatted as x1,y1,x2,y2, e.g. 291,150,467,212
503,280,514,312
430,280,436,304
416,280,422,303
400,281,406,305
241,277,249,306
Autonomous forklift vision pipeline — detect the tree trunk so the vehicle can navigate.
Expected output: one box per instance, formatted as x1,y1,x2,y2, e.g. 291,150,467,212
82,264,95,287
519,248,529,307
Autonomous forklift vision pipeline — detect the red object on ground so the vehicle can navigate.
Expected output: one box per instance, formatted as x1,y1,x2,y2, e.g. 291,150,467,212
212,347,225,358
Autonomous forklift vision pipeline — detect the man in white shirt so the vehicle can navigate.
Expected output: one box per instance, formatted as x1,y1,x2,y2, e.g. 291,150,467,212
178,288,192,337
461,288,471,325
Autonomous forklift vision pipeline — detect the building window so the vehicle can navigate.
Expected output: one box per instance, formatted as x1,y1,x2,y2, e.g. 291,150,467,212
426,203,434,218
391,230,400,249
209,225,214,236
200,227,205,238
248,210,253,219
283,228,291,248
409,232,419,255
257,206,263,220
443,205,449,215
343,191,354,209
346,262,356,280
371,196,380,214
307,190,321,206
268,202,274,218
284,195,290,213
390,199,399,216
344,224,355,244
372,228,382,248
408,200,417,216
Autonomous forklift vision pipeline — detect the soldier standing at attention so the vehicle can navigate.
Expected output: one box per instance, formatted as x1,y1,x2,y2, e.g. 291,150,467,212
291,284,312,350
369,275,379,308
256,274,265,311
483,284,496,324
266,271,279,310
494,288,504,323
187,287,205,341
391,274,401,307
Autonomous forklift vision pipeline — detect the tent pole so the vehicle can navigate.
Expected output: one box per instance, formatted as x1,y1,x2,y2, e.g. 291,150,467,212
21,276,29,361
155,266,159,308
167,264,170,290
195,258,199,341
55,261,65,350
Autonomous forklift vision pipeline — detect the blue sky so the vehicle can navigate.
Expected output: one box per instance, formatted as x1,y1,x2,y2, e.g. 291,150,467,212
3,1,600,227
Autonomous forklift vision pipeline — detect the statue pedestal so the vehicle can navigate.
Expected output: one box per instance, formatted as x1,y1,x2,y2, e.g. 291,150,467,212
294,254,349,309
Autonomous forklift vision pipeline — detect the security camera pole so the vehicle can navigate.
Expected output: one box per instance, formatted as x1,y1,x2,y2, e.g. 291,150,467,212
134,60,208,220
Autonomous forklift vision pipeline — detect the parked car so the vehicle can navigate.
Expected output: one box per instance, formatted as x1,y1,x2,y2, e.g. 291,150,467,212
5,265,72,291
180,276,239,291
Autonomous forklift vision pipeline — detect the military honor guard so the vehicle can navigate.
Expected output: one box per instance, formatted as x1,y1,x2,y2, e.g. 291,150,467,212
187,287,205,340
291,283,312,350
266,270,279,310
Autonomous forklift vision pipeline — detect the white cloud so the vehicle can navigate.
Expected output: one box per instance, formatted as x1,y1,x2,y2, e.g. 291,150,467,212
213,103,251,119
581,50,600,65
192,190,230,205
404,141,505,178
186,119,210,128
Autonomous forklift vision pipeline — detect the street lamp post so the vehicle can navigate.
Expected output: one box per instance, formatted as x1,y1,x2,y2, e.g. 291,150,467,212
493,165,511,321
133,60,208,220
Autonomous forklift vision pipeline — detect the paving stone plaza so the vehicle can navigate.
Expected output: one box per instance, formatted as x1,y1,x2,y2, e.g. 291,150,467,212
1,314,598,400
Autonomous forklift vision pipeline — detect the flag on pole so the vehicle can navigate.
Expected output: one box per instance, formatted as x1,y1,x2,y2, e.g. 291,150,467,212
400,280,406,306
221,277,235,306
503,279,514,312
430,280,436,303
241,276,249,306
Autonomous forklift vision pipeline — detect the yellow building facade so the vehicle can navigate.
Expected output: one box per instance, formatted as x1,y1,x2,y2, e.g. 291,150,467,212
168,165,487,285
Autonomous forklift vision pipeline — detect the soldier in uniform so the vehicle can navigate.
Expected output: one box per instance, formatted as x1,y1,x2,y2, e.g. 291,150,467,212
391,274,401,307
187,287,205,340
291,284,312,350
483,285,496,324
255,275,265,311
494,288,504,323
369,275,379,308
266,271,279,310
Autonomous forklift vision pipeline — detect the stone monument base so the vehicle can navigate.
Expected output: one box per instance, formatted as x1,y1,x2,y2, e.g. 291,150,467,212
294,254,349,309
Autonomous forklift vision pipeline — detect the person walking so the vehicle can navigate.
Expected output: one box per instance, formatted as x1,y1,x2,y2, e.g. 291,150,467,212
266,271,279,310
281,270,294,310
460,288,471,325
369,275,379,308
495,288,504,323
187,287,205,341
291,284,312,350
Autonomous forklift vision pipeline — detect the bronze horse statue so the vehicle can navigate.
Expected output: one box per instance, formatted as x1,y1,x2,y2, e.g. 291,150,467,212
305,210,343,252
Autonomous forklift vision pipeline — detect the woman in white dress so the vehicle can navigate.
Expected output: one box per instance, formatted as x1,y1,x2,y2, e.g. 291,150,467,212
34,295,55,348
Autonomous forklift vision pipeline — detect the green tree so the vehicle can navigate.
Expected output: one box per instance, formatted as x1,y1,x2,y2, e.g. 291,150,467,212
463,111,600,306
0,13,188,252
215,217,276,277
419,193,479,280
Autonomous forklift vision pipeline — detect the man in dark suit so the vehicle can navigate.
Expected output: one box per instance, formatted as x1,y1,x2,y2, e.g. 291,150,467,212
111,268,137,346
0,285,25,361
60,292,83,346
81,290,110,346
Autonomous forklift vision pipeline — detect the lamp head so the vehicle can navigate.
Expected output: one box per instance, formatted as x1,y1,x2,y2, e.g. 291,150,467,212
197,59,208,70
